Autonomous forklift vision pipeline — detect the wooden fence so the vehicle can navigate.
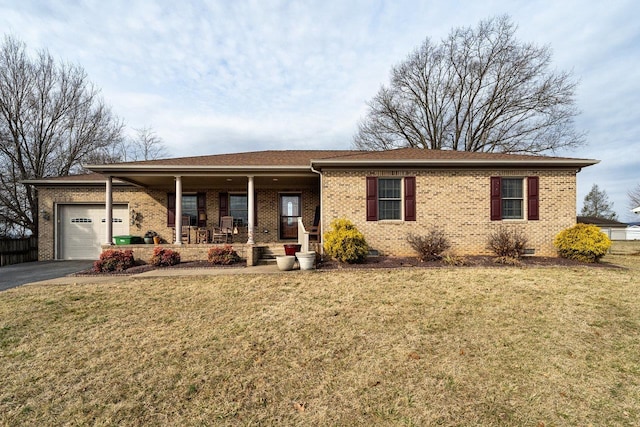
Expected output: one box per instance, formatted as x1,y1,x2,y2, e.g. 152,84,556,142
0,236,38,267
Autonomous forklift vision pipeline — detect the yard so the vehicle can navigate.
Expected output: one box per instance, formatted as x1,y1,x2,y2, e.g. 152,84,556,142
1,255,639,425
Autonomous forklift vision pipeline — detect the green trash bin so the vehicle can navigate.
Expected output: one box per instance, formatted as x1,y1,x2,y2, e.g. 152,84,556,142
113,235,144,245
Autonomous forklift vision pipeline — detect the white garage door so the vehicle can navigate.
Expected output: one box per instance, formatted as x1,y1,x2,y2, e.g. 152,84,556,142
58,204,129,260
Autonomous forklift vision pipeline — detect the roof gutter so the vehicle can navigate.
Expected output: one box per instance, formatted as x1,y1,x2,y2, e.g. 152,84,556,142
311,158,600,169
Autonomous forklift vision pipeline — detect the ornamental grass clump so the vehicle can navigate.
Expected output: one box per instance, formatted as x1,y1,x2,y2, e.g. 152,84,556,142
149,247,180,267
323,219,369,264
207,245,241,265
93,249,135,272
554,223,611,263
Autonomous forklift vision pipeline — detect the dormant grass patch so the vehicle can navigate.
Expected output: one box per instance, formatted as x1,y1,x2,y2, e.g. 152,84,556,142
1,255,639,425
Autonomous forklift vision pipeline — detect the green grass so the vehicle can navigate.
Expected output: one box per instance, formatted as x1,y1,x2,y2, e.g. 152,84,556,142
0,255,638,425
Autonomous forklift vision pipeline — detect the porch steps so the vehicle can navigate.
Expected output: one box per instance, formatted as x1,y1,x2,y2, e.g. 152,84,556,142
256,245,286,266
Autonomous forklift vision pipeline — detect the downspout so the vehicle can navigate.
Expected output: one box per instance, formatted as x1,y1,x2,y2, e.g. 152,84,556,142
310,163,323,257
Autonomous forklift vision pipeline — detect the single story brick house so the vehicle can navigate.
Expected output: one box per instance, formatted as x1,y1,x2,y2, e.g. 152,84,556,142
25,148,597,263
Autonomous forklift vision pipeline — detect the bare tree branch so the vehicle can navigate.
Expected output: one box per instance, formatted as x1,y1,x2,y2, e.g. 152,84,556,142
0,35,124,236
354,15,585,154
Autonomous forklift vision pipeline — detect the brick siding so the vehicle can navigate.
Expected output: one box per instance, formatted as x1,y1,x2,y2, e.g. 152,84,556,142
37,184,319,260
321,168,577,257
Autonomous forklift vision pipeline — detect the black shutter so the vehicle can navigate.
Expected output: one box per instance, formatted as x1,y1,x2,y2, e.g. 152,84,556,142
197,192,207,227
366,177,378,221
527,177,539,220
167,193,176,227
490,177,502,221
404,176,416,221
219,192,228,220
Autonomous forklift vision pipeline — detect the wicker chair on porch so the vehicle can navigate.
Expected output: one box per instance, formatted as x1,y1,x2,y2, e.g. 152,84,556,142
212,216,234,243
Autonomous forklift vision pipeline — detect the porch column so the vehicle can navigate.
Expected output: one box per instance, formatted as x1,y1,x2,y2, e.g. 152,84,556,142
104,176,113,245
174,176,183,245
247,175,255,244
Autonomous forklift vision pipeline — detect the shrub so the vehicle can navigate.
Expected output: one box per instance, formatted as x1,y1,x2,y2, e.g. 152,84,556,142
487,227,528,260
93,249,135,272
407,229,451,261
323,219,369,264
149,247,181,267
441,251,467,266
554,223,611,263
493,256,522,266
208,245,241,265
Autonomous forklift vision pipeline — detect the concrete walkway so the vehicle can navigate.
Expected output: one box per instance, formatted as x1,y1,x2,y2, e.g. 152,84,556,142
20,263,302,287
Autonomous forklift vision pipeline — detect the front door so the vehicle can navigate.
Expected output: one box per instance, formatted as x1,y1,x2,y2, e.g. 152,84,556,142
280,194,301,240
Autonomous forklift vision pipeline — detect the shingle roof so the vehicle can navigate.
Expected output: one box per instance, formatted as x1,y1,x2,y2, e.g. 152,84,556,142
84,148,597,170
102,150,361,167
577,216,628,227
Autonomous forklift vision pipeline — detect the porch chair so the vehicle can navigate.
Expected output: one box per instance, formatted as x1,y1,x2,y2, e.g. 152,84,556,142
308,206,321,241
212,216,234,243
181,215,190,243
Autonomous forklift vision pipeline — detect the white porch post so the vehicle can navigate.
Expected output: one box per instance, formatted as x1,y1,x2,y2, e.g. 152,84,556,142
104,176,113,245
247,175,255,244
174,176,183,244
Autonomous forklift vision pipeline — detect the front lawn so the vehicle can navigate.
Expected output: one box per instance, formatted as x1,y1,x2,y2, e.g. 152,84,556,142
1,255,638,425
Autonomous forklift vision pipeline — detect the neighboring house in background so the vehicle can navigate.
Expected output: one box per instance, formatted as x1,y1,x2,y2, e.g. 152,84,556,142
577,216,630,240
24,148,598,263
625,225,640,240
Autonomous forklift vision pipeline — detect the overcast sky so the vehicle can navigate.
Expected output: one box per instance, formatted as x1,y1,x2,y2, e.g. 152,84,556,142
1,0,639,220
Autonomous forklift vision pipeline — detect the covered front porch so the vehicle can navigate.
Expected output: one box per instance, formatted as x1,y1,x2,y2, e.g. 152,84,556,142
95,167,322,265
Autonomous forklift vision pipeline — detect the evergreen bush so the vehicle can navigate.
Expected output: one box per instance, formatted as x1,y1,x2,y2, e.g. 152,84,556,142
323,219,369,264
554,223,611,263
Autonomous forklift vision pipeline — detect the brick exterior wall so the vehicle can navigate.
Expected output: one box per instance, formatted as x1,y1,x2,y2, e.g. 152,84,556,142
37,183,319,260
321,168,578,257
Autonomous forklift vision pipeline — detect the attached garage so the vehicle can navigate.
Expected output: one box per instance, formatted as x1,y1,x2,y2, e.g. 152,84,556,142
57,204,129,259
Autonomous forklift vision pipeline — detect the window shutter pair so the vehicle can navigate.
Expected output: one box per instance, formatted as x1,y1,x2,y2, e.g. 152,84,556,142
366,176,416,221
489,177,539,221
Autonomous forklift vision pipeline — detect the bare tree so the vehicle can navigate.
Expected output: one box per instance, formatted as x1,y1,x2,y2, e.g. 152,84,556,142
629,184,640,212
354,15,585,154
581,184,617,220
0,35,124,236
126,126,168,161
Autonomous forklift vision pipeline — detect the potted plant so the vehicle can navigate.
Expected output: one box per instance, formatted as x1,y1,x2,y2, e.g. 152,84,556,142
144,230,159,244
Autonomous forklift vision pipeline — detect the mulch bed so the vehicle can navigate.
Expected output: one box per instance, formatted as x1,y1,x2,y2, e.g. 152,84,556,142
73,256,618,276
316,255,619,270
72,260,247,276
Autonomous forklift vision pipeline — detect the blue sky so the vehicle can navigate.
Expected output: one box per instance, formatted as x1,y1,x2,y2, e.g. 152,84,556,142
1,0,639,220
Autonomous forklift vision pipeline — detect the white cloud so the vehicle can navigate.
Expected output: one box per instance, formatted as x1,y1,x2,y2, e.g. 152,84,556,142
1,0,639,218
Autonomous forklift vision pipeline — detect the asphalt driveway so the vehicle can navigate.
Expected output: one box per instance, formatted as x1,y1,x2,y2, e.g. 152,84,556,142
0,260,93,291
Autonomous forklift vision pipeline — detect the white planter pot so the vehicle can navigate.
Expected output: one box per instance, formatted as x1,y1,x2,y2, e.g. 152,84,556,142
276,255,296,271
295,251,316,270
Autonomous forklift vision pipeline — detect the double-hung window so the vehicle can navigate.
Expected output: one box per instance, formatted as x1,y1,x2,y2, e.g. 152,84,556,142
501,178,523,219
229,194,248,227
490,176,539,221
378,179,402,220
366,176,416,221
167,193,207,227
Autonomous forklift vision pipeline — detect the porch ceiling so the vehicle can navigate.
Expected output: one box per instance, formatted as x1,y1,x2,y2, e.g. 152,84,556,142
113,173,319,189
